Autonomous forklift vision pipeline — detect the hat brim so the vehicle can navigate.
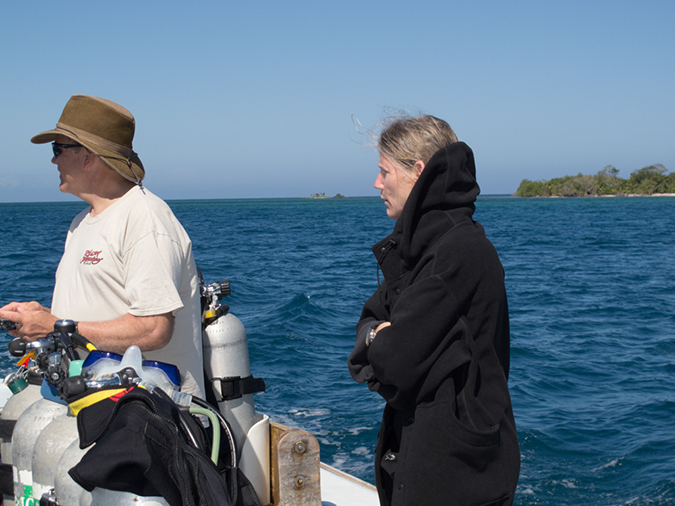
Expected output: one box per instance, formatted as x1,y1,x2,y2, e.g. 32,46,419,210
31,127,145,183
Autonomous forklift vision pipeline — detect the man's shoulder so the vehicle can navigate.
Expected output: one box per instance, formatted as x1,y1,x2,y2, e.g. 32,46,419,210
124,187,190,242
70,206,91,228
125,185,166,206
116,186,172,219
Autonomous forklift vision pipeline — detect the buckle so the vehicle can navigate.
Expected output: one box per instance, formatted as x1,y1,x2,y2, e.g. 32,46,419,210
211,375,266,402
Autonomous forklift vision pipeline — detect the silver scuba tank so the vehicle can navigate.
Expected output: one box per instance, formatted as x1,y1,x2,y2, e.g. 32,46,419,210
31,411,78,502
0,384,42,458
203,311,257,454
51,438,92,506
47,415,171,506
201,279,269,504
48,441,189,506
0,378,43,506
0,374,43,462
203,311,271,505
12,397,67,505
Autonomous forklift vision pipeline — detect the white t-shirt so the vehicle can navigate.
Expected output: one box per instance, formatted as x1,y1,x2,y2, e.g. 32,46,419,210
51,185,204,397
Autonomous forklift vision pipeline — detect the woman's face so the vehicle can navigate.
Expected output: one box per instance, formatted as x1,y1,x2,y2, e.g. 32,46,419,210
374,154,419,220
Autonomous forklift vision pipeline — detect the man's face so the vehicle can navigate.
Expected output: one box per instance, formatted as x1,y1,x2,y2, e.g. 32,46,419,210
374,154,418,220
52,135,87,195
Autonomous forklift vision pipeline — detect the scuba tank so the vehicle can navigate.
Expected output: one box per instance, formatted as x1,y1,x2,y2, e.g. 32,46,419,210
0,370,43,506
201,280,265,453
12,397,68,504
50,439,91,506
31,412,78,502
7,325,77,506
201,279,270,504
49,430,157,506
203,311,256,452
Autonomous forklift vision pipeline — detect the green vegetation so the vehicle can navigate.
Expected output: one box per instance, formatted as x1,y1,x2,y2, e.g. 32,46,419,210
308,193,346,199
516,164,675,197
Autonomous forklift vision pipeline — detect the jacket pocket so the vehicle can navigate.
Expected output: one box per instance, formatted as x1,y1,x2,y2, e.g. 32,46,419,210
453,385,501,446
399,399,511,505
417,397,500,452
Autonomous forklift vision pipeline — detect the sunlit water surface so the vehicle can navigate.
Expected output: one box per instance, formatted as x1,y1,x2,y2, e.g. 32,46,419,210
1,195,673,505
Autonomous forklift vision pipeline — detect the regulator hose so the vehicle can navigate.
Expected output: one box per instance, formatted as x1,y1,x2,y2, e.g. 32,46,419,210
189,406,221,463
191,396,237,469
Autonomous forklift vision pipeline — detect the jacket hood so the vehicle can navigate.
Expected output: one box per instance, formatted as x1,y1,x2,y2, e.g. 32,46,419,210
393,141,480,264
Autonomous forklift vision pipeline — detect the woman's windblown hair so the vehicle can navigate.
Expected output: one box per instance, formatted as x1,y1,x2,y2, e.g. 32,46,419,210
379,115,458,171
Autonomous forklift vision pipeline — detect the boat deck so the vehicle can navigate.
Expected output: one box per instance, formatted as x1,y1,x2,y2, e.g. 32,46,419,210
320,463,379,506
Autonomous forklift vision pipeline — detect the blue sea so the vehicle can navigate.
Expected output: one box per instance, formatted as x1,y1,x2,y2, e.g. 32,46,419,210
1,195,674,505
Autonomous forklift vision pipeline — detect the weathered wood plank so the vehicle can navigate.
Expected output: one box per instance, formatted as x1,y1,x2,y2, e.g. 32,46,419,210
269,421,321,506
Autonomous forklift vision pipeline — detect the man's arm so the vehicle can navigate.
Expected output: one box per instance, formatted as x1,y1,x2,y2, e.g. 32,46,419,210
77,313,174,354
0,302,173,354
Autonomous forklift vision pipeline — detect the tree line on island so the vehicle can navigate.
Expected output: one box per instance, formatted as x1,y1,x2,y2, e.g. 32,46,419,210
516,164,675,197
308,193,345,198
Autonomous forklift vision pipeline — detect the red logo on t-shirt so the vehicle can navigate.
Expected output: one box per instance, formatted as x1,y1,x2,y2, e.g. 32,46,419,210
81,250,103,265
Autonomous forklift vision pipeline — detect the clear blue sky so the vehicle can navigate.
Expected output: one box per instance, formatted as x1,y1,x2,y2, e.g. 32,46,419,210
1,1,673,202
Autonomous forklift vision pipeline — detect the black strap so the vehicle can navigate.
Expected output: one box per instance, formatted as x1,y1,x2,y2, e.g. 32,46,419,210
204,369,220,408
233,467,263,506
0,463,13,496
0,419,16,440
211,376,266,402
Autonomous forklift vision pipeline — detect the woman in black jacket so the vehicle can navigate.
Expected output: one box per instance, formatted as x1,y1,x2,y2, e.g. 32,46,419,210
348,115,520,505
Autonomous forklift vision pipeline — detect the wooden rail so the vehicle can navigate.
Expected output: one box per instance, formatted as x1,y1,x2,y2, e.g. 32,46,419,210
268,421,321,506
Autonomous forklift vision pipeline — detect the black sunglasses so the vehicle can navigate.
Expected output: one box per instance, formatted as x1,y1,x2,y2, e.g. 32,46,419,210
52,142,81,157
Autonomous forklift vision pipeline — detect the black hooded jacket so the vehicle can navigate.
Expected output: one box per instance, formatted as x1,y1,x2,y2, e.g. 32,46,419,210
348,142,520,505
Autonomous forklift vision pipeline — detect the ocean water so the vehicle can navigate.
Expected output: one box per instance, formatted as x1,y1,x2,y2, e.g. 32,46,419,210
0,195,674,505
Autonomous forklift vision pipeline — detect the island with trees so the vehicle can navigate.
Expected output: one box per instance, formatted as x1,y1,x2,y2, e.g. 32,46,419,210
308,193,346,199
516,164,675,197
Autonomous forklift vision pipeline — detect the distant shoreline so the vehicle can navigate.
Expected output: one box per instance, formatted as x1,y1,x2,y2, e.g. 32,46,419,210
515,165,674,197
515,193,675,198
3,193,674,206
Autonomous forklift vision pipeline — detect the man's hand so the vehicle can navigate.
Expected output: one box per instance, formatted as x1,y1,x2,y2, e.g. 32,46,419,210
0,301,56,340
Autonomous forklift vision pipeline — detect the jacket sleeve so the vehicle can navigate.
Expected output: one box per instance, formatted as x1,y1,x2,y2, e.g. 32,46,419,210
364,271,474,411
347,283,389,386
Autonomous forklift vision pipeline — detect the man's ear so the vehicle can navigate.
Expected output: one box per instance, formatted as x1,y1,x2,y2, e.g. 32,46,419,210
82,150,97,170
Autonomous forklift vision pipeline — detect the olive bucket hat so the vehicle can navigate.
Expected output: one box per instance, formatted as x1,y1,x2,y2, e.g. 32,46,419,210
31,94,145,183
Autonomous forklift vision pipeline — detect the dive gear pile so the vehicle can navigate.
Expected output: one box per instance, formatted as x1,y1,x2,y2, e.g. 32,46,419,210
0,278,266,506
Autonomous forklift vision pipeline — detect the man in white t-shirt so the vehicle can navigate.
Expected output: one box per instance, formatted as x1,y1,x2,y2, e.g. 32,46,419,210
0,95,204,397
